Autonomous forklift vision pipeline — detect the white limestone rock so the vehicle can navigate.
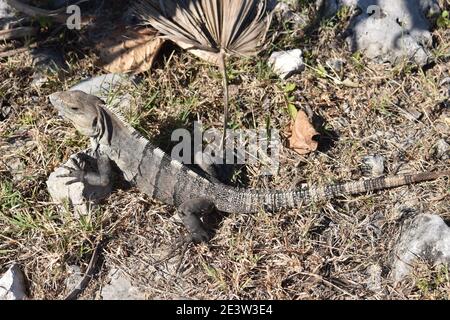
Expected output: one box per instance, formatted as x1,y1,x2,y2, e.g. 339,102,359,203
268,49,305,79
317,0,441,66
434,139,449,161
391,214,450,282
366,264,383,291
0,264,27,300
101,268,144,300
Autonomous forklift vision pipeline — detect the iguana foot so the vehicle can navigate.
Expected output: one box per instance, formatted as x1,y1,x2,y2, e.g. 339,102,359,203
178,198,216,243
58,157,86,185
58,152,111,187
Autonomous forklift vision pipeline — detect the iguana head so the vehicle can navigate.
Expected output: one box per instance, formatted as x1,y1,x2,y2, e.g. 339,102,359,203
49,90,107,138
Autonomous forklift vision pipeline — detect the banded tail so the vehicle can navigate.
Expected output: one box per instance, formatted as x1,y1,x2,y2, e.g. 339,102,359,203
213,170,449,213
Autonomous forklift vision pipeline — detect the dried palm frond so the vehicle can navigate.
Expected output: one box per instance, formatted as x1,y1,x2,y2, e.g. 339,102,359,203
133,0,275,140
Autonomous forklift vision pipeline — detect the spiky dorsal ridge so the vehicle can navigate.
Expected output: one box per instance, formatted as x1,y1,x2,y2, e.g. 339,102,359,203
101,100,151,148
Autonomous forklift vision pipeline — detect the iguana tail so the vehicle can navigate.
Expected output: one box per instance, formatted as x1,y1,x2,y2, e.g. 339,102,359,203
213,170,449,213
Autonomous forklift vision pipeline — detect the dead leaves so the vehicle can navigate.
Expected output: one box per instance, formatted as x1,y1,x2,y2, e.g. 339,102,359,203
288,109,319,155
96,27,165,74
175,40,220,66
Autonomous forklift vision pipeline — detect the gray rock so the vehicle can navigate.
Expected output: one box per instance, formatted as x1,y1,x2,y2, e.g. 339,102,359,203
347,13,429,65
343,0,439,44
434,139,449,161
366,264,382,291
0,0,17,30
64,265,83,294
275,2,292,17
391,214,450,282
0,0,14,19
101,268,144,300
322,0,440,20
46,151,112,217
392,196,418,221
326,58,345,74
6,157,26,182
0,264,27,300
399,108,423,122
0,99,11,121
319,0,441,66
275,2,309,30
70,73,131,100
268,49,305,79
361,155,385,177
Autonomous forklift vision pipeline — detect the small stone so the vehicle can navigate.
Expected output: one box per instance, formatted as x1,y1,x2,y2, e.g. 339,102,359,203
326,58,345,73
0,102,11,121
434,139,449,160
7,158,25,182
101,268,144,300
340,102,351,114
406,108,423,121
391,214,450,282
0,0,13,17
275,2,292,17
366,264,382,291
391,196,418,221
275,2,309,30
361,155,385,177
268,49,305,80
0,264,27,300
64,265,83,294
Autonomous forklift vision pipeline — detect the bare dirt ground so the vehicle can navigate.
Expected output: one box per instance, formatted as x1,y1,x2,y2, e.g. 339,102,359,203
0,1,449,299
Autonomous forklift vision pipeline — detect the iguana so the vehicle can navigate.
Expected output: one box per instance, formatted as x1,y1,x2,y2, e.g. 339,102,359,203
49,90,449,242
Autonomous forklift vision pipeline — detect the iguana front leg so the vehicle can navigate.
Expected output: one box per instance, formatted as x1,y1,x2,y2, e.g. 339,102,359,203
178,198,216,243
59,150,111,187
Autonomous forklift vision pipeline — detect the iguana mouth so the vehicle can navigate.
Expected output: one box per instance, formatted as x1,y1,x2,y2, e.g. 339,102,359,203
49,92,71,119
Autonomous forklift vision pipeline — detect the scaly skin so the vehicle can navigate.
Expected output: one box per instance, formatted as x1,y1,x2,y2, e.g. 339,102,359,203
49,90,449,240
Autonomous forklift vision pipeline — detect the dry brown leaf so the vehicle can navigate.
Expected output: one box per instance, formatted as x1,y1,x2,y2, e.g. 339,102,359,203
175,40,220,66
288,110,319,155
134,0,273,57
96,27,165,74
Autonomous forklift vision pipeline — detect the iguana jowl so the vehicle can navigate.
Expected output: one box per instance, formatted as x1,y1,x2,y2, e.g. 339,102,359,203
49,91,449,242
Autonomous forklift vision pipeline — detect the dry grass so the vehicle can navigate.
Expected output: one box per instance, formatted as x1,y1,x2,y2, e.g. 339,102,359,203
0,0,449,299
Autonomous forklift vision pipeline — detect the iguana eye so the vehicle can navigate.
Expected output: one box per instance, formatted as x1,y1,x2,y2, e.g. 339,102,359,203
92,117,97,127
71,107,79,111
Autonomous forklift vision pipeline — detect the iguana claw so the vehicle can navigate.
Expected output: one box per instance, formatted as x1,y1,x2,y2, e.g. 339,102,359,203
57,158,86,185
58,170,86,185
